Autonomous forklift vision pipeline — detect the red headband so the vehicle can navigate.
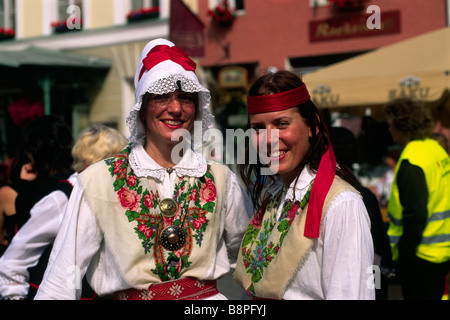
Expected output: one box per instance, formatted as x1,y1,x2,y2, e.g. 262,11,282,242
247,83,335,238
139,45,197,81
246,84,311,114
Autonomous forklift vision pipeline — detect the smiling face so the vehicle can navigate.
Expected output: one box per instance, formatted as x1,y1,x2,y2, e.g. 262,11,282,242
249,107,313,185
140,90,197,162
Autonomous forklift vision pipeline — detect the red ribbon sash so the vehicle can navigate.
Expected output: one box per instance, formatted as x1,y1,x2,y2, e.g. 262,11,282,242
304,140,336,238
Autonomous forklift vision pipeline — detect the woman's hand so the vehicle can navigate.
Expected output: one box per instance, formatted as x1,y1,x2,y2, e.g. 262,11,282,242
20,163,38,181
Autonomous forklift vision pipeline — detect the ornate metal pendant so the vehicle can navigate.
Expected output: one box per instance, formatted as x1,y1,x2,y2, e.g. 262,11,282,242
159,198,178,218
160,226,185,251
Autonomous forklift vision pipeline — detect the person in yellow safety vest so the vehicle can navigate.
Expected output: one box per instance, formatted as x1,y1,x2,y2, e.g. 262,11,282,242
384,98,450,300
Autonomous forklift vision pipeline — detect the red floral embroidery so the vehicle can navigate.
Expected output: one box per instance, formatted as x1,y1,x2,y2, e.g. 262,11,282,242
200,179,216,202
287,202,300,223
106,144,218,281
114,159,123,174
191,188,198,202
127,174,138,186
144,193,155,208
193,214,207,230
138,223,154,238
118,187,141,212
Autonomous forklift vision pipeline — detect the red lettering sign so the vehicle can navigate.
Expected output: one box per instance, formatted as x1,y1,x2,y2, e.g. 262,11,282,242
309,10,401,42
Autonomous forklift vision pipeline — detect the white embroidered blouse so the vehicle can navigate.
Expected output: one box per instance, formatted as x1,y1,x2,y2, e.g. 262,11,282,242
35,144,253,300
264,168,375,300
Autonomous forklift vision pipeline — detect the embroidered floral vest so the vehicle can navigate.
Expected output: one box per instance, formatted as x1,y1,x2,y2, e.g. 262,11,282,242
78,145,228,289
234,177,355,299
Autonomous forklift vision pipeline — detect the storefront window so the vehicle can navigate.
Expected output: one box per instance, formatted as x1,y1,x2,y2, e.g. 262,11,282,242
127,0,160,23
57,0,82,21
52,0,82,33
233,0,244,11
211,0,245,12
130,0,159,10
0,0,15,31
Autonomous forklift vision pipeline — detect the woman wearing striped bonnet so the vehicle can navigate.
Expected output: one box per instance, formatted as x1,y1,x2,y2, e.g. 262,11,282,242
35,39,252,300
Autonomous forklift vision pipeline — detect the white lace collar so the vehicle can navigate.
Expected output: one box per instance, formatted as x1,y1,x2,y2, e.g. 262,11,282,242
128,141,207,182
267,167,316,202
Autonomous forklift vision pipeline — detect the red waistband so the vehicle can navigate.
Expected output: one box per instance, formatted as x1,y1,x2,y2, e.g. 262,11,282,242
114,278,219,300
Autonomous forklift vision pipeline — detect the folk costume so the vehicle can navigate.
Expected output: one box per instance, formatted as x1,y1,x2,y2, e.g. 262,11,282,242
234,84,375,300
35,39,252,300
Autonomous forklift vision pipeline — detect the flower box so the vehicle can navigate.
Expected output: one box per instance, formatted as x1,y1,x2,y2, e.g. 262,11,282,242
51,19,83,34
208,0,236,27
329,0,368,12
127,7,160,23
8,98,44,127
0,28,15,41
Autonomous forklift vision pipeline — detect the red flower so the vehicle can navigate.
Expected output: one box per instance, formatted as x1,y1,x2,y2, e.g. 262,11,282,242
191,188,198,202
113,160,123,174
138,224,153,238
250,209,264,228
144,193,154,208
118,187,141,211
208,0,236,25
193,215,207,230
127,175,137,186
287,202,300,221
200,179,216,202
0,28,15,36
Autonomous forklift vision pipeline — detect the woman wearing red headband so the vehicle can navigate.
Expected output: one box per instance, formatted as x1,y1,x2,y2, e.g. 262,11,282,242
234,70,375,299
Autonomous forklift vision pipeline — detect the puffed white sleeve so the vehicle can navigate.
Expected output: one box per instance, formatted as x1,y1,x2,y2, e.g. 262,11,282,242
222,170,253,266
321,191,375,300
34,180,103,300
0,191,69,300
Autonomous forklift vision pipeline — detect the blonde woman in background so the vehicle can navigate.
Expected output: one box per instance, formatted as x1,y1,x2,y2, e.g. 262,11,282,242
72,124,128,173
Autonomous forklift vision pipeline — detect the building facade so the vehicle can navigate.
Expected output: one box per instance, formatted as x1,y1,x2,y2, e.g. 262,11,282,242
0,0,172,159
197,0,448,130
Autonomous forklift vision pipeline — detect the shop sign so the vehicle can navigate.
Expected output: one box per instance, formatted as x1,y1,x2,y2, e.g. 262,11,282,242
388,75,430,100
309,10,400,42
218,66,248,88
310,84,340,107
170,0,205,57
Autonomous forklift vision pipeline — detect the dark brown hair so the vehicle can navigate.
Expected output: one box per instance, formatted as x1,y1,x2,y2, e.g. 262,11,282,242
383,98,434,142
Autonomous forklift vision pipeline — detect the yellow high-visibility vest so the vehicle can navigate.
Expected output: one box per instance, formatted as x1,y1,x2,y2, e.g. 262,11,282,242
387,138,450,263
